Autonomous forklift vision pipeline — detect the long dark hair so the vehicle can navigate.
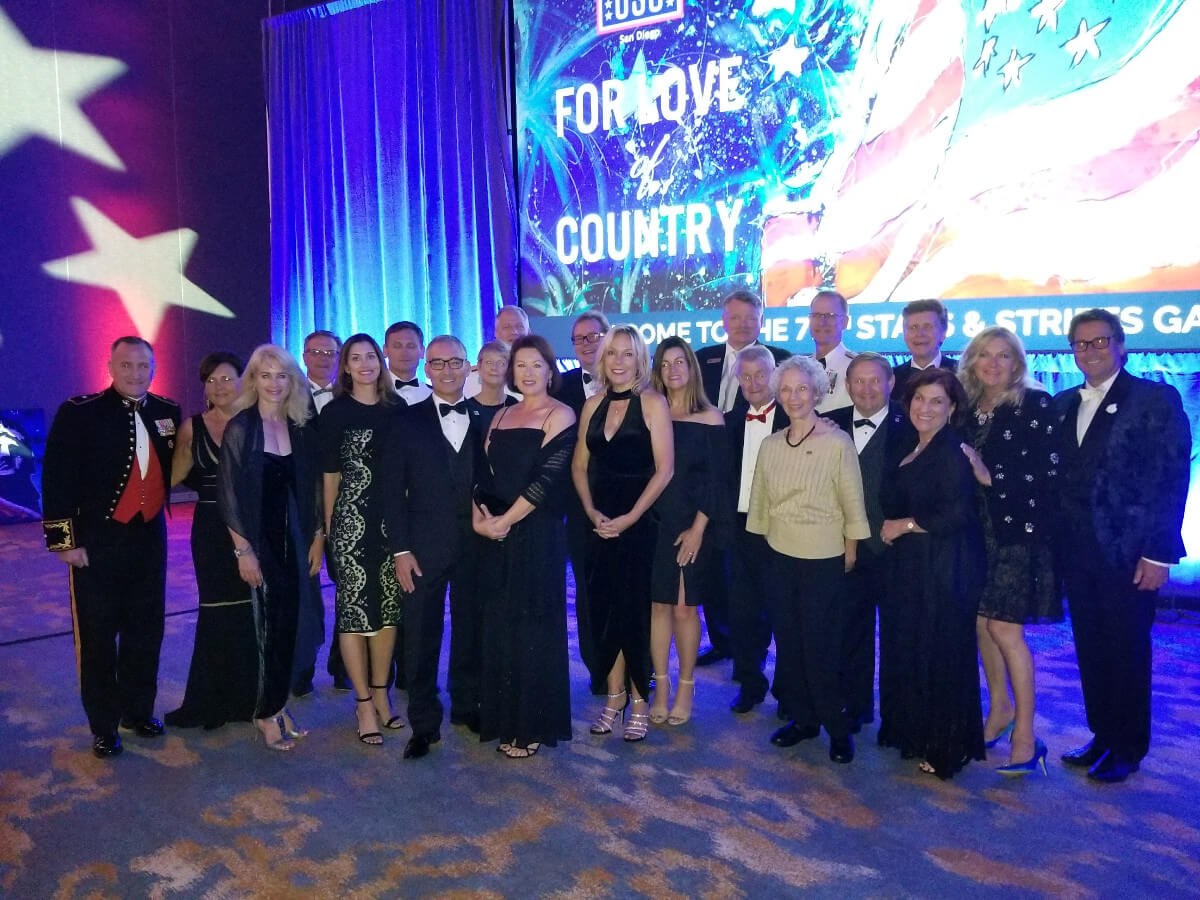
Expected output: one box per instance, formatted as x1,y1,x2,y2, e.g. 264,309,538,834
335,333,398,404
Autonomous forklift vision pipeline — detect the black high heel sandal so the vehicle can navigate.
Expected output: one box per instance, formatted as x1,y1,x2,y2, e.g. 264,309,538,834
369,684,406,729
355,696,383,745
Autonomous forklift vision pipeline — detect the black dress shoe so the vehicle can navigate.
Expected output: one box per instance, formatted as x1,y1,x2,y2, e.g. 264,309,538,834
451,712,481,734
331,674,353,693
120,717,164,737
1087,750,1139,783
403,732,441,759
770,721,821,747
829,735,854,764
92,733,123,758
730,689,765,714
1062,739,1108,769
696,647,731,667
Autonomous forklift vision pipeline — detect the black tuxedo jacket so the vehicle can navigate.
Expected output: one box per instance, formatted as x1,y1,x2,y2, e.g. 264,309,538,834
42,387,180,551
696,341,791,415
892,356,958,403
384,397,478,580
826,404,914,555
1052,369,1190,570
554,367,592,417
723,404,789,509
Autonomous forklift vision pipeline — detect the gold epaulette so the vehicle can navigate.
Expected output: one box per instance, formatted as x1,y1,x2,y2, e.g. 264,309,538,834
43,518,75,551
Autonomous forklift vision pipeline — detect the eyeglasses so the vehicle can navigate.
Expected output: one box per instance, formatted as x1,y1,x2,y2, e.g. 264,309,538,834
205,375,235,384
809,312,844,323
1070,335,1114,352
572,332,604,346
304,347,336,357
427,357,467,371
479,358,508,369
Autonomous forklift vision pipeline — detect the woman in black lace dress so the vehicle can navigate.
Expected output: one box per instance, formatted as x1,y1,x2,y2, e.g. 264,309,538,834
473,335,577,758
879,367,986,779
166,352,256,729
647,336,728,727
320,334,404,746
219,345,324,751
958,327,1062,774
571,325,674,742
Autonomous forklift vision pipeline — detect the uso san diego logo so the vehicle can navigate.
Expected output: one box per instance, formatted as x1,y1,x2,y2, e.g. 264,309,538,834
597,0,685,35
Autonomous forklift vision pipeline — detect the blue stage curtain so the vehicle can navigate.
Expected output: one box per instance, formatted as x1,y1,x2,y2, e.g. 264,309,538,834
262,0,515,358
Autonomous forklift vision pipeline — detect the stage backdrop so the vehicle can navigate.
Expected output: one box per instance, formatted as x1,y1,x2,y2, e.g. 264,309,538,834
263,0,517,360
0,0,273,420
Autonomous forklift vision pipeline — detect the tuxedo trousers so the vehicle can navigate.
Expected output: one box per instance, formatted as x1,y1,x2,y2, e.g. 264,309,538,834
1062,527,1155,762
841,545,885,723
765,551,849,738
69,515,166,735
728,517,772,697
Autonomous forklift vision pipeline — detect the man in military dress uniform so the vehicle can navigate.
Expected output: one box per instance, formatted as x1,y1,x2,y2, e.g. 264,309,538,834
42,337,180,758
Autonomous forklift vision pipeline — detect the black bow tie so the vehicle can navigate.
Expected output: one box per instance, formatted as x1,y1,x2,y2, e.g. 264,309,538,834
582,371,593,385
312,386,332,397
853,418,877,429
396,378,419,389
439,401,468,417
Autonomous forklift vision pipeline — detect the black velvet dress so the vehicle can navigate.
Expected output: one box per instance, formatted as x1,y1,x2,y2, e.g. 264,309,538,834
584,391,658,698
165,414,256,729
651,420,730,606
880,425,987,779
254,453,303,718
476,424,576,749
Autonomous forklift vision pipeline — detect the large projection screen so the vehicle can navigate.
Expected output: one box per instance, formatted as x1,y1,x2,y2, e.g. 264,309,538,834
514,0,1200,355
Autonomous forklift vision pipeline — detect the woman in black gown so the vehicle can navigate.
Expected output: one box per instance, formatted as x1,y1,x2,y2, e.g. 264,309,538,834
571,325,674,742
958,326,1061,774
219,345,324,751
473,335,577,758
166,351,257,729
320,334,404,746
647,336,727,727
879,367,986,779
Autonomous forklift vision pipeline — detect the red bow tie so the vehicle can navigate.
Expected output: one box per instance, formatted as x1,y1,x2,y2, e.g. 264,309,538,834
746,402,776,423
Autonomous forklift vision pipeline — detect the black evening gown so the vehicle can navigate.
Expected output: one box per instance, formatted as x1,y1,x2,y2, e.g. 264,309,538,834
880,426,987,779
476,425,576,748
320,396,402,633
254,453,303,718
584,391,659,698
651,420,730,606
165,414,257,728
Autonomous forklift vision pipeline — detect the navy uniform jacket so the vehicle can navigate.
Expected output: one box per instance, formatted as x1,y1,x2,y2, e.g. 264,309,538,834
42,387,180,551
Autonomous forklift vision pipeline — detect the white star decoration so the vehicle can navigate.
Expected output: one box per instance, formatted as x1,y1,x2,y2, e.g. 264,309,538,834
767,35,810,82
998,47,1034,90
1063,18,1108,67
973,36,998,77
43,198,235,341
977,0,1021,32
1030,0,1067,33
0,9,126,169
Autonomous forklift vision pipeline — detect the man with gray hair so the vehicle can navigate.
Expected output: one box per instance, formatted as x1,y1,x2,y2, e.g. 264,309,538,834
891,299,957,401
724,344,789,712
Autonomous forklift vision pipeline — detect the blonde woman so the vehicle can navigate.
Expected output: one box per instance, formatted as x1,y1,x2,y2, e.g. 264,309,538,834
218,345,323,751
572,325,674,742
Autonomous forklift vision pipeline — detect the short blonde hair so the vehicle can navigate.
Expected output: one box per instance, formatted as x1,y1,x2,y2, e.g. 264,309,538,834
596,324,652,393
235,344,312,426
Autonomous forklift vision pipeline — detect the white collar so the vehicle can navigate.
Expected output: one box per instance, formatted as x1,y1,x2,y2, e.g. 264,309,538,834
911,352,942,371
853,405,888,426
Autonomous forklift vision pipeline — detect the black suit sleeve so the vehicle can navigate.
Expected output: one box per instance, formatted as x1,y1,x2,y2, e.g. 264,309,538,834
384,422,412,555
1140,383,1191,563
41,400,84,550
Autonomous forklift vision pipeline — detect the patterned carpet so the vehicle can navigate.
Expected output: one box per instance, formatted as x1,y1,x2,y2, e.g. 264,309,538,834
2,507,1200,898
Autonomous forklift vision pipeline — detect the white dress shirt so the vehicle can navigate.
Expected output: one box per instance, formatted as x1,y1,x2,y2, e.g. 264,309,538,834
582,368,602,401
1076,370,1119,445
435,394,469,452
851,405,888,454
813,342,855,413
738,401,776,513
133,403,149,477
309,379,335,413
909,351,944,372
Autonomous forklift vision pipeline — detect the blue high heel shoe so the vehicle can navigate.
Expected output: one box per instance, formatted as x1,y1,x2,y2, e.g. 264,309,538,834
996,738,1048,776
984,719,1015,749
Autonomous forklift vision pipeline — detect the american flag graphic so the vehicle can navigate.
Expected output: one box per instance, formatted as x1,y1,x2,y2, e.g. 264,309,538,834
762,0,1200,306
